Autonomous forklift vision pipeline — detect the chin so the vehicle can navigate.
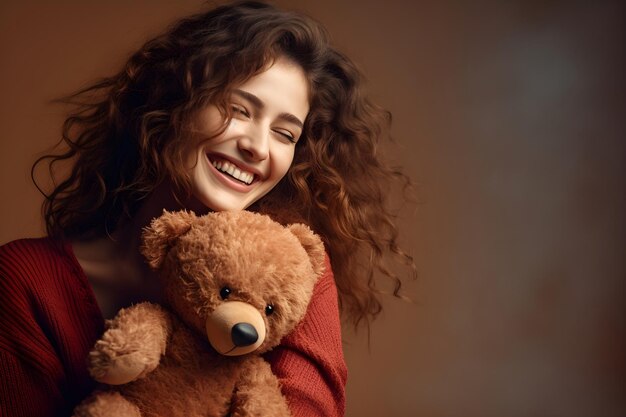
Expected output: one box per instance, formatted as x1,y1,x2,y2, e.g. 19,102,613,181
193,190,261,212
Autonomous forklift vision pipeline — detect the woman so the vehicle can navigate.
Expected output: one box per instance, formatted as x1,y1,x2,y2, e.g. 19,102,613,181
0,1,413,416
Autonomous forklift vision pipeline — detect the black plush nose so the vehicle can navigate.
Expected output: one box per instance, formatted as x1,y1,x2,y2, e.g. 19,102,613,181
231,323,258,347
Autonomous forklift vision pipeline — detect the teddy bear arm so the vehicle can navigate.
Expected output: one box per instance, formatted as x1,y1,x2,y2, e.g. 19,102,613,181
89,302,173,385
230,356,292,417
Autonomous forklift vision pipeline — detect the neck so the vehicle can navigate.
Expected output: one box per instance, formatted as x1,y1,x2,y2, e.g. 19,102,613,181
107,180,211,261
71,180,209,318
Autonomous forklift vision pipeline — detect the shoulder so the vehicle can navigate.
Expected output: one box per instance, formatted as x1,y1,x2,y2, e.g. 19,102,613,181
313,255,338,298
0,237,76,295
0,236,102,354
304,254,341,330
0,237,67,266
286,254,343,354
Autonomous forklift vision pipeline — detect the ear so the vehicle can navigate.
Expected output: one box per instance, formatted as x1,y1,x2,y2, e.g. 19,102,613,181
286,223,326,277
140,209,197,270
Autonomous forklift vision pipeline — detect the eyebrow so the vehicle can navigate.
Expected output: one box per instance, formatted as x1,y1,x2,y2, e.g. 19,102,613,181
233,89,304,129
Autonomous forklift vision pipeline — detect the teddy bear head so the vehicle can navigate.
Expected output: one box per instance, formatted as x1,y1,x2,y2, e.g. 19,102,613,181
140,210,326,356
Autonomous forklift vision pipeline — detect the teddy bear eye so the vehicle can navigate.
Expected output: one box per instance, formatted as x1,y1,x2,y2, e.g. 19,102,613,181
219,287,231,300
265,304,275,316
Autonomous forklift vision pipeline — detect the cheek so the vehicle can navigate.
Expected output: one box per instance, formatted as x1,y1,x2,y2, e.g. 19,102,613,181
271,145,296,181
190,107,230,152
195,106,225,133
185,128,233,171
182,144,200,173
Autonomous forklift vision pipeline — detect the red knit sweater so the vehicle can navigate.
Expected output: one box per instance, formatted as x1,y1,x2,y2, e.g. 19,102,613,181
0,238,346,417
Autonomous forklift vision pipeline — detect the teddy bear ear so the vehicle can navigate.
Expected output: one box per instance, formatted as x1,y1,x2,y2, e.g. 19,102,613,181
286,223,326,277
140,209,197,270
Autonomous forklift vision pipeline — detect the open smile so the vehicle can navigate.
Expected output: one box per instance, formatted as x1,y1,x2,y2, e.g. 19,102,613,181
206,154,260,190
212,158,254,184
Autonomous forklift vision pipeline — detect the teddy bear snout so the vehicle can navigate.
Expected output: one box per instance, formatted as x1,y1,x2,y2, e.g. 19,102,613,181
206,301,267,356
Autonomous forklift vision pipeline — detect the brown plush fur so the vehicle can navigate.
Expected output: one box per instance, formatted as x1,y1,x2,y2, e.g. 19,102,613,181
74,210,325,417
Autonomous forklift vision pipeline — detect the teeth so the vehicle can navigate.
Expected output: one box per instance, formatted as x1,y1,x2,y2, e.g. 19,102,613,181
211,158,254,185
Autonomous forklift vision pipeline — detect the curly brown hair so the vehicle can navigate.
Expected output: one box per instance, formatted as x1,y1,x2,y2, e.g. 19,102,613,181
33,1,415,329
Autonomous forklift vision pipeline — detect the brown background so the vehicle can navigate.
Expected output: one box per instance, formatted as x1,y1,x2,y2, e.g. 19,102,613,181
1,1,624,416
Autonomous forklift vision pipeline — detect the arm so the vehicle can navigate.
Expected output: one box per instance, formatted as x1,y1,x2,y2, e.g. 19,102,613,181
89,302,172,385
0,238,101,417
0,350,65,417
230,355,291,417
263,255,347,417
0,279,62,417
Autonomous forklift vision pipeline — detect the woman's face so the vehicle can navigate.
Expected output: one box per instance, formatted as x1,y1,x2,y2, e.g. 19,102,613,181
187,58,309,212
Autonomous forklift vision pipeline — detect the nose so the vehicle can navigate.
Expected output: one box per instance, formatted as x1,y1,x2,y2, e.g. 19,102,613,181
231,322,259,347
237,125,269,161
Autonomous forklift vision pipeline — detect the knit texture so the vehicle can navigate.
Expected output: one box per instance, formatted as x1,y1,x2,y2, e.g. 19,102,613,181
0,238,347,417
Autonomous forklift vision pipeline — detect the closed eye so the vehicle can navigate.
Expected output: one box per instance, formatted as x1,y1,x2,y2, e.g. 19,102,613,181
273,129,296,143
231,104,250,118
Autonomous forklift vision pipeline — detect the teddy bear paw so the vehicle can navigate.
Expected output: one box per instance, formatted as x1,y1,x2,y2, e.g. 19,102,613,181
89,349,149,385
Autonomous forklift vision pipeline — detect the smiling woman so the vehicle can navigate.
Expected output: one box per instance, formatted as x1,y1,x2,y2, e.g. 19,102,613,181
188,57,310,211
0,1,414,417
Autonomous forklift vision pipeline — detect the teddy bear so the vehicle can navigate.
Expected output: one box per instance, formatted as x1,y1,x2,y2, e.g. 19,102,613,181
73,210,326,417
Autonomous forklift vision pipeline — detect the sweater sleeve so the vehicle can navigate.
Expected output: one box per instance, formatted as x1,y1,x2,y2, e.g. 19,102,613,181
264,255,347,417
0,239,103,417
